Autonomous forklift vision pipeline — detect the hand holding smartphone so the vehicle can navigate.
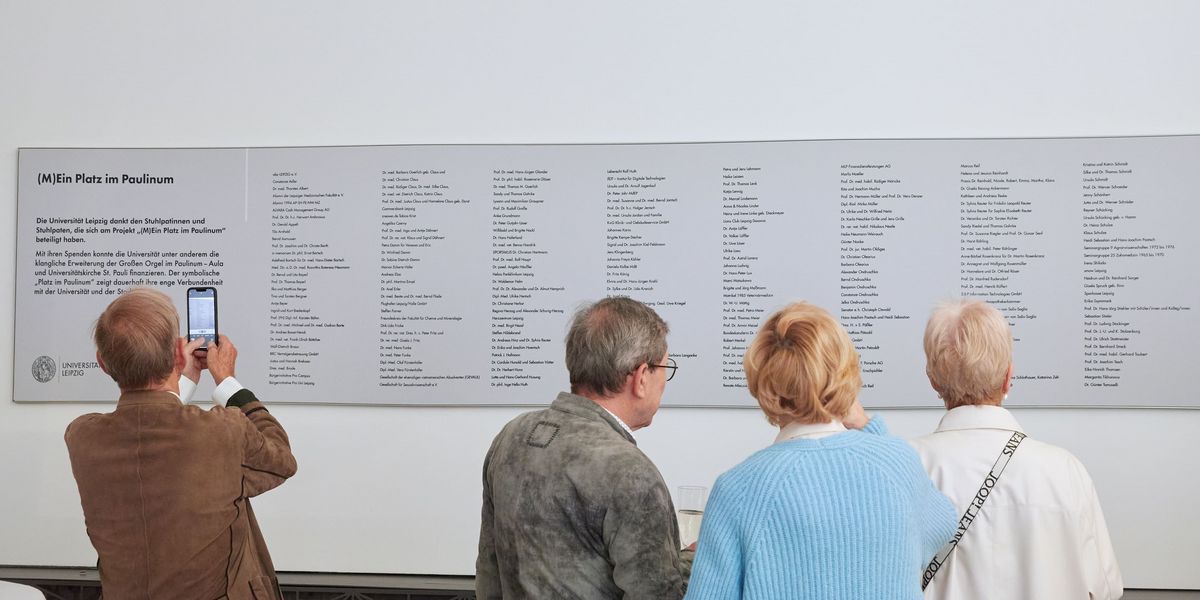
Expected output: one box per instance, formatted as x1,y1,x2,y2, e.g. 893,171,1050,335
186,287,218,352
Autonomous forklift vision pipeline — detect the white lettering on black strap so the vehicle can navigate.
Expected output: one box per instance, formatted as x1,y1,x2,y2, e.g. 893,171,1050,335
922,431,1026,590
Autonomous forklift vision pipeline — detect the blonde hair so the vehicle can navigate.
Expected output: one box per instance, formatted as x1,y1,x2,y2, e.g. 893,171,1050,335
743,302,861,426
923,299,1012,408
94,287,179,390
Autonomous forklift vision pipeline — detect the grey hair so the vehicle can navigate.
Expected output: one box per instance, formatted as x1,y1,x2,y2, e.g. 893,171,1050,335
94,286,179,390
565,297,669,397
924,298,1013,408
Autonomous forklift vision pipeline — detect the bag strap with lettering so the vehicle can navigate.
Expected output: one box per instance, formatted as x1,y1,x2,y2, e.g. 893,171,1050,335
922,431,1026,590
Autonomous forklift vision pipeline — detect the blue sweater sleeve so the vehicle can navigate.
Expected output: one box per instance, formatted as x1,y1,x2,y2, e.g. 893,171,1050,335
860,414,956,568
684,474,744,600
918,466,958,561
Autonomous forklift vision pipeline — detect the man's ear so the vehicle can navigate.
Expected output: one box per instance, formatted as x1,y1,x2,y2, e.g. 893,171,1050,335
96,350,108,375
630,362,650,399
173,337,187,372
1001,363,1014,394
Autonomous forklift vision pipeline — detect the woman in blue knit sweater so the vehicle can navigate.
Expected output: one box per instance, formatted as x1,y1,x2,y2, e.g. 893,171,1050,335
686,302,957,600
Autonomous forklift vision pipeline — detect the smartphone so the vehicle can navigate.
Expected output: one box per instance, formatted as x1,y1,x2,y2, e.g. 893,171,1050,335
186,287,218,350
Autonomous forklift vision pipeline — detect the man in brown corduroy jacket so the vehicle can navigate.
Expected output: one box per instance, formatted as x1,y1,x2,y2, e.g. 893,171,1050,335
65,287,297,600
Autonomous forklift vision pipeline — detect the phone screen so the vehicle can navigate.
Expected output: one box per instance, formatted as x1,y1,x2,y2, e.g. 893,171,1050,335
187,287,218,348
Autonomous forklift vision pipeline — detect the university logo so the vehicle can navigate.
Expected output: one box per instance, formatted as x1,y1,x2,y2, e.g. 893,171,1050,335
32,356,56,383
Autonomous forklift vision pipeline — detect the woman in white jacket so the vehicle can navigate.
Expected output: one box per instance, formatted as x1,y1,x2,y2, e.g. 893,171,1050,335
910,298,1123,600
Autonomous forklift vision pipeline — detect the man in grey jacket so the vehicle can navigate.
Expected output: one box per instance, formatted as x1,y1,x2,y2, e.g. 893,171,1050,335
476,296,690,599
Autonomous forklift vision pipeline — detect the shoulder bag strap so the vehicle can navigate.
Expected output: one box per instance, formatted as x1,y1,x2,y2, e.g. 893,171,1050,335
922,431,1026,590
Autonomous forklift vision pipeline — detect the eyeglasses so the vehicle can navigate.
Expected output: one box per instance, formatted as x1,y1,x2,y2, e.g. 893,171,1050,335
649,357,678,382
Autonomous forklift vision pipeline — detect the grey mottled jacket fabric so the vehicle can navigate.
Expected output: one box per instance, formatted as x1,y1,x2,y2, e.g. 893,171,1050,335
477,392,691,599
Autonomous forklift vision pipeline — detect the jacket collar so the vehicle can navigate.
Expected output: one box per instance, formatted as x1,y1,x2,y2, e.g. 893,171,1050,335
550,391,637,445
935,404,1025,434
116,389,183,408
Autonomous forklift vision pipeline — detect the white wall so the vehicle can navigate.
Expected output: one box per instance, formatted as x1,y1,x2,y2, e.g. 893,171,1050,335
2,0,1198,589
